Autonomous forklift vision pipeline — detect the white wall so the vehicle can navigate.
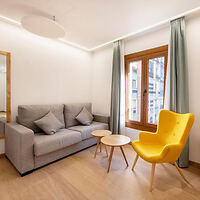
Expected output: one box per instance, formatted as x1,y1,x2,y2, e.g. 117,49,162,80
91,45,113,116
91,15,200,163
0,21,92,120
0,21,92,153
124,27,170,55
186,15,200,164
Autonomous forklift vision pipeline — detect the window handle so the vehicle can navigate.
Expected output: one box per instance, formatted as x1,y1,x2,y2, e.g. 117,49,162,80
143,89,147,96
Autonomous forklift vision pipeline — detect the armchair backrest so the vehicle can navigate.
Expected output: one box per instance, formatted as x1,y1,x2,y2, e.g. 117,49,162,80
157,110,194,146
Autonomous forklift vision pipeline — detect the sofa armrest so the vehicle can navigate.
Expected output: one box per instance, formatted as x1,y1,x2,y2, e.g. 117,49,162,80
93,114,110,124
5,122,34,175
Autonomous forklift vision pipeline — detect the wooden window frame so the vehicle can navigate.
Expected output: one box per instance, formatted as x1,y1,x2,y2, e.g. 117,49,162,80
125,45,168,132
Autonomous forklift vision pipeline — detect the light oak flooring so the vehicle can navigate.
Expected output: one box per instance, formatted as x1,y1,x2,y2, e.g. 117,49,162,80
0,145,200,200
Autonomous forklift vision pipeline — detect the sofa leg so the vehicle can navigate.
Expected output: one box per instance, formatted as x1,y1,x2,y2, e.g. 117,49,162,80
20,170,34,177
5,155,34,177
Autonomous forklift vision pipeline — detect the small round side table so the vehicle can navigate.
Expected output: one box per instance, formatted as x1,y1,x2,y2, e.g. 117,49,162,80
101,135,130,173
91,130,112,158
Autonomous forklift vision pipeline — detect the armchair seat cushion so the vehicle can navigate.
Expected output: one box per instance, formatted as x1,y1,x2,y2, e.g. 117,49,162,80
68,121,109,140
34,129,82,156
132,141,165,163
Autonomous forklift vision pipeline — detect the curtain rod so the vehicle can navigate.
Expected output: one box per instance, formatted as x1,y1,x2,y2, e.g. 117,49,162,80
90,6,200,51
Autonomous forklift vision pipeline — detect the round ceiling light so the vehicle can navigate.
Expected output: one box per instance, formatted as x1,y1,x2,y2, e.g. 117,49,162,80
21,15,65,38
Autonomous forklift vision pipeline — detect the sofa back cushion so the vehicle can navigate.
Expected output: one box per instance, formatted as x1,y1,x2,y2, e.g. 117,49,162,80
64,103,92,128
18,104,65,133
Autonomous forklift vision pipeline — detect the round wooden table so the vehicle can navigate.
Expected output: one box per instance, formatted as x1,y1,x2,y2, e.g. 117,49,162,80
91,130,112,158
101,135,130,173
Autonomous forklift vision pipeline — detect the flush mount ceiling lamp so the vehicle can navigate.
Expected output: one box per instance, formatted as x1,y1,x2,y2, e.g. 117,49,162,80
21,15,65,38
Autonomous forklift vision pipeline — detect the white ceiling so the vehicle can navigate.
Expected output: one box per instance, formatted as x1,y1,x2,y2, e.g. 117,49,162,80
0,0,200,50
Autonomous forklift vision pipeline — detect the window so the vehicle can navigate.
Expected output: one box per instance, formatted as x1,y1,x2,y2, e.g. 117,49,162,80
125,45,168,132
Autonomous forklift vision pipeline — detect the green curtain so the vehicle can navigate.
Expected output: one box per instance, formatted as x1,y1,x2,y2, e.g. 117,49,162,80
110,40,121,134
169,17,189,167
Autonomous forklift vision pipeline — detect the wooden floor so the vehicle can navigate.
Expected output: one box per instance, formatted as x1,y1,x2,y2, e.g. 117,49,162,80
0,145,200,200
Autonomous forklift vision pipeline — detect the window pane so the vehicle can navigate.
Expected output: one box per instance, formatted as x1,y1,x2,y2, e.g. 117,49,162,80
148,57,165,124
128,61,142,121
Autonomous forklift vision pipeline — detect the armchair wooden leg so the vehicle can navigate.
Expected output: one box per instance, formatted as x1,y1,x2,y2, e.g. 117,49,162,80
132,154,139,171
174,162,189,184
149,163,156,192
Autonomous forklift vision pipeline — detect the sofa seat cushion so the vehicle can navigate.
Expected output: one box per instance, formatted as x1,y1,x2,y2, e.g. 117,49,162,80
68,121,109,140
34,129,82,156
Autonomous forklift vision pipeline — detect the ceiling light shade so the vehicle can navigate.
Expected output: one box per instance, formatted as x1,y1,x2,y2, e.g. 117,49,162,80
21,15,65,38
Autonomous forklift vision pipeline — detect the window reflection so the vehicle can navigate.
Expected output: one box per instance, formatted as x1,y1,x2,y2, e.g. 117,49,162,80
148,57,165,124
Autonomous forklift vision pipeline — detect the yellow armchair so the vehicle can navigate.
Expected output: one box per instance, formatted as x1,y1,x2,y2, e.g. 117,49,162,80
131,110,194,191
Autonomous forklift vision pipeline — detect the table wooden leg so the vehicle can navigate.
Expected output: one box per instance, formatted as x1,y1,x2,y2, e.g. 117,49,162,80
120,146,128,167
100,141,102,152
107,147,114,173
105,145,108,157
94,137,100,158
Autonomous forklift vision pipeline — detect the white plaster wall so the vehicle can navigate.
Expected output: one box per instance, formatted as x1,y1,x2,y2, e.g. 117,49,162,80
124,26,170,55
91,45,113,116
0,21,92,120
186,14,200,164
91,15,200,163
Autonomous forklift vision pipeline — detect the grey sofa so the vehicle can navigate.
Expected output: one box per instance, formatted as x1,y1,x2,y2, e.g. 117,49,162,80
5,103,109,176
